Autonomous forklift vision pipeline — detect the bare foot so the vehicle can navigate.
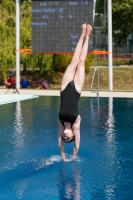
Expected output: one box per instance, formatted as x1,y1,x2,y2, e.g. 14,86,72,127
81,23,87,38
86,24,92,37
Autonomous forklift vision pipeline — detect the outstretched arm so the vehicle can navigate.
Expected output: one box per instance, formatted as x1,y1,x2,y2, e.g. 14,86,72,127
65,115,81,162
71,115,81,160
58,119,66,160
58,136,66,160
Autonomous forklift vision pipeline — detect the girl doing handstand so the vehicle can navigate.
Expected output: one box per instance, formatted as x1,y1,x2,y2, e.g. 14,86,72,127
58,23,92,161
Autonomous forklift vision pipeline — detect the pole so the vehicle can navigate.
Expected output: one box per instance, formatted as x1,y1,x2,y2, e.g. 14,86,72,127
93,0,97,23
16,0,20,89
108,0,113,91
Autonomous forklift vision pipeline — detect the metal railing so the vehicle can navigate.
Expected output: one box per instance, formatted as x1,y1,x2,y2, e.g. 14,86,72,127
90,68,100,98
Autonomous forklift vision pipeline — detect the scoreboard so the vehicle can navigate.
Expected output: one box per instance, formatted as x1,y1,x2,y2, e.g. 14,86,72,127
32,0,93,53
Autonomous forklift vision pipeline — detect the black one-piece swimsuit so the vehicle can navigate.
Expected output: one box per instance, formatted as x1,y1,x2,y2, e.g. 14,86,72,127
59,81,80,126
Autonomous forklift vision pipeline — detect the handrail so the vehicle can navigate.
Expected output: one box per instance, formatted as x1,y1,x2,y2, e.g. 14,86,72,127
90,68,100,98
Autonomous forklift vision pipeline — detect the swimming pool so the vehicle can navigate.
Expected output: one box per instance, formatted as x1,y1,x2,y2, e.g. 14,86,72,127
0,96,133,200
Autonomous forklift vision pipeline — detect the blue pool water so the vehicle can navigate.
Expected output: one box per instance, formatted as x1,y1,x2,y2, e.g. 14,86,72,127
0,96,133,200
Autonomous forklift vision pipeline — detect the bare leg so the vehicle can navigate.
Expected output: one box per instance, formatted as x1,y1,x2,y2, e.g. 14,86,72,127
74,24,92,93
61,24,87,91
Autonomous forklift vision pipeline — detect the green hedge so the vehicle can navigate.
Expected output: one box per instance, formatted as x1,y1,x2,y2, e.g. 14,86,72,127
52,54,94,72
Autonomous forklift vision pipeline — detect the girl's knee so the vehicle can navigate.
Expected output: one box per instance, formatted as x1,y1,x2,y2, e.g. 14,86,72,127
70,57,79,66
78,58,85,66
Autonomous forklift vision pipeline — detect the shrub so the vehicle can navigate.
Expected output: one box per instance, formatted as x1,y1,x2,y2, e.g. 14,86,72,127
52,53,94,72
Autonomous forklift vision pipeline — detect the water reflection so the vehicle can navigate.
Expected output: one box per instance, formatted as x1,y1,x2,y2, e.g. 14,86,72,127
13,102,25,147
88,97,119,199
58,162,80,200
106,97,116,142
105,97,117,199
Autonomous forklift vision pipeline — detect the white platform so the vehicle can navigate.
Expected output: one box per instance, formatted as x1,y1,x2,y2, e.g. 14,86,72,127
0,89,133,98
0,94,39,105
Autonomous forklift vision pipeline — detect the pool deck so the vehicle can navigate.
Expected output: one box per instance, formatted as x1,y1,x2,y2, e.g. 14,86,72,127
0,89,133,98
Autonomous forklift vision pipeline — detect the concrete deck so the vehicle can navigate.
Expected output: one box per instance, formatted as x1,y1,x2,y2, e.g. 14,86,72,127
0,89,133,98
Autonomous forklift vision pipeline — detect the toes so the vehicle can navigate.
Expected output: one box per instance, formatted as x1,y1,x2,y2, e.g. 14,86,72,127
82,23,87,29
87,24,92,31
86,24,92,35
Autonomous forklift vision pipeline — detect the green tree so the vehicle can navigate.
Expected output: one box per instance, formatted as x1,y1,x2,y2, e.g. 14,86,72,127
52,54,93,73
112,0,133,44
20,0,32,75
0,0,53,81
20,0,53,76
95,0,133,45
0,1,16,80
